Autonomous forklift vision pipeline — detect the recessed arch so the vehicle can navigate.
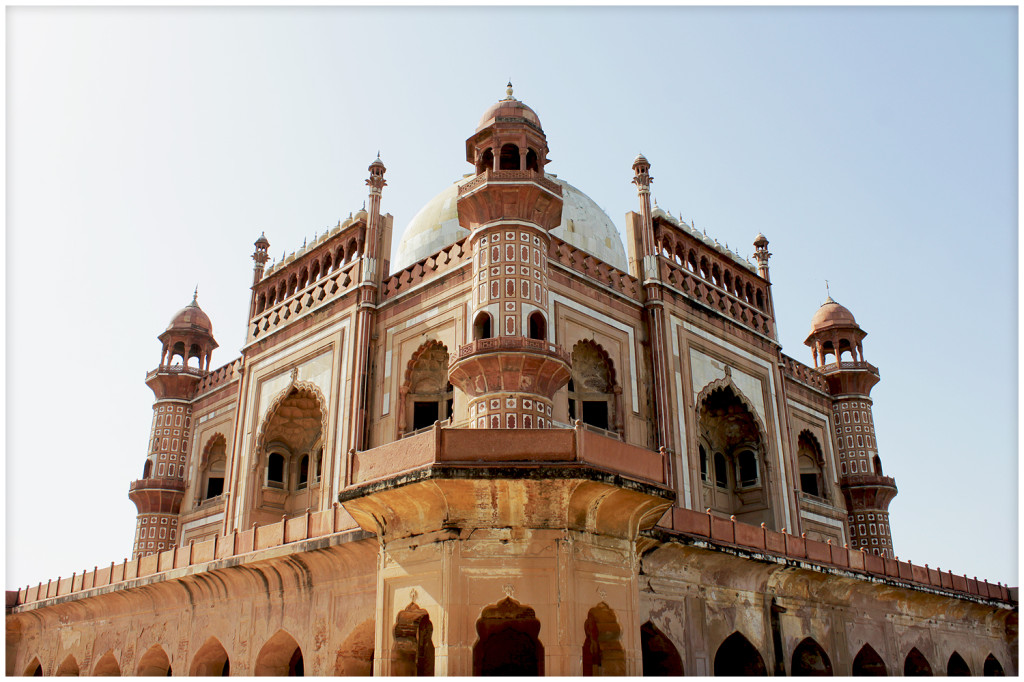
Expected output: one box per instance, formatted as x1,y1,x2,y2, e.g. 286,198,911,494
904,647,933,676
136,644,171,676
851,643,887,676
23,657,43,676
473,597,544,676
797,430,826,499
477,147,494,174
582,602,624,676
56,654,80,676
983,653,1004,676
714,631,766,676
498,143,520,170
640,621,683,676
255,630,303,676
393,602,434,676
473,311,493,340
791,637,832,676
401,340,452,434
527,311,547,341
947,651,971,676
189,636,230,676
335,619,375,676
568,339,620,434
93,651,121,677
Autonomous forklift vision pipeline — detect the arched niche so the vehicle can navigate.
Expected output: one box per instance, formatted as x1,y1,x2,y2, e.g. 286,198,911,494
713,631,766,676
791,637,832,676
473,597,544,676
255,630,304,676
400,341,453,434
582,602,624,676
983,653,1005,676
334,619,375,676
136,644,171,676
393,603,434,676
253,382,326,518
697,381,773,527
23,657,42,676
797,431,827,499
189,636,230,676
199,434,227,502
639,621,683,676
947,651,971,676
904,647,934,676
56,654,80,677
93,651,121,677
851,643,887,676
568,340,621,436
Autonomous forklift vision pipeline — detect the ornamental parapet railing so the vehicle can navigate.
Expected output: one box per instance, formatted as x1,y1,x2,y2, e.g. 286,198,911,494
145,365,206,382
381,238,472,300
658,256,773,337
451,336,571,365
195,358,244,395
548,238,643,302
457,169,562,197
842,473,898,489
780,354,830,393
817,360,879,374
247,259,360,344
128,478,188,494
11,505,361,609
659,506,1013,605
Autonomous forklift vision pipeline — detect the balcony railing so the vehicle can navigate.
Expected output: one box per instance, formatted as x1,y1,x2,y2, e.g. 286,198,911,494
817,360,879,374
146,365,207,381
457,169,562,197
451,337,570,365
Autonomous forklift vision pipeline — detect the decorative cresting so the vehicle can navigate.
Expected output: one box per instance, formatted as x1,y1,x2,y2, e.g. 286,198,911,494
449,86,570,429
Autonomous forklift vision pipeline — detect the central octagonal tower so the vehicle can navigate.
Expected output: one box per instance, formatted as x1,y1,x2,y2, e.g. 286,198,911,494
448,83,571,429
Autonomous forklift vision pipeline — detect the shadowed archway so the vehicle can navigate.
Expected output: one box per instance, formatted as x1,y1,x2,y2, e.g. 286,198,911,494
640,621,683,676
947,651,971,676
791,637,832,676
255,630,303,676
473,597,544,676
904,648,933,676
852,643,887,676
189,637,230,676
714,631,766,676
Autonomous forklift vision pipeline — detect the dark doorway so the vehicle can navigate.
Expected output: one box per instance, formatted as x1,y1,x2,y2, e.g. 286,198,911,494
640,621,683,676
852,643,887,676
791,637,833,676
714,632,766,676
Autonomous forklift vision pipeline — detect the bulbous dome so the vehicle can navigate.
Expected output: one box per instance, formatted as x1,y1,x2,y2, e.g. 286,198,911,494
392,175,628,272
165,295,213,337
477,97,542,131
809,296,858,334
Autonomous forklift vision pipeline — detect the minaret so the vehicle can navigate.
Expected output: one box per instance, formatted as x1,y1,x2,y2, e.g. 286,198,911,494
448,83,571,428
129,292,218,559
249,232,271,318
804,296,897,557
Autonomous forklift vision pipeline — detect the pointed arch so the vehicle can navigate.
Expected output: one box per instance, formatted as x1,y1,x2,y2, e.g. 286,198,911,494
568,339,621,435
473,597,544,676
983,654,1004,676
714,631,766,676
255,630,304,676
947,651,971,676
190,636,230,676
93,651,121,677
335,619,375,676
640,621,683,676
254,380,329,464
797,430,827,499
582,602,624,676
791,637,832,676
851,643,887,676
400,340,452,434
904,647,933,676
23,657,42,676
393,602,434,676
199,433,228,502
136,644,171,676
56,654,80,676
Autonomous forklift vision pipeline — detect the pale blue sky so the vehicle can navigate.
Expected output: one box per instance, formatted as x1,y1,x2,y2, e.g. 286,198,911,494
6,7,1017,589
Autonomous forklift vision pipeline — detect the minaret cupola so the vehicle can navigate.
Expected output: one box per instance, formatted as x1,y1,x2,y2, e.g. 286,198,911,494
157,290,219,374
466,82,549,175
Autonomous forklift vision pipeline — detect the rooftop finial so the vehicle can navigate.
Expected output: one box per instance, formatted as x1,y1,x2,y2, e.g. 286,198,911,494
505,80,514,100
825,279,834,303
192,286,198,305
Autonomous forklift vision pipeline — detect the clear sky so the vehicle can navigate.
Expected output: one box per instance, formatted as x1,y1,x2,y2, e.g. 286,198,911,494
6,7,1017,590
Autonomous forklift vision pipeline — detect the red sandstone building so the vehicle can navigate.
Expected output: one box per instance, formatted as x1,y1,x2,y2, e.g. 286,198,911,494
6,86,1016,676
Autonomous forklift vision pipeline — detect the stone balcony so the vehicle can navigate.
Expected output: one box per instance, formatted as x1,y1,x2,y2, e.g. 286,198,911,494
128,478,188,515
448,337,571,400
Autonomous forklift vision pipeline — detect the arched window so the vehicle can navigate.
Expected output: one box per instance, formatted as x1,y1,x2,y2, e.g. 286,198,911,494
640,621,683,676
983,654,1005,676
872,454,883,475
474,312,493,340
528,312,546,341
190,637,230,676
797,432,826,499
200,435,227,501
947,652,970,676
403,342,453,434
297,454,310,490
393,603,434,676
852,643,887,676
714,632,766,676
499,144,520,170
904,647,933,676
255,630,303,676
791,637,832,676
525,148,539,172
699,444,708,482
478,148,494,174
137,644,172,676
698,385,771,525
582,603,624,676
267,452,286,489
256,385,326,517
143,459,153,478
568,341,618,434
473,597,544,676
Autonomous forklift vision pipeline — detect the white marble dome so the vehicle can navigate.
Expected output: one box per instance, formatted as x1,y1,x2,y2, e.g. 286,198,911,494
392,174,628,272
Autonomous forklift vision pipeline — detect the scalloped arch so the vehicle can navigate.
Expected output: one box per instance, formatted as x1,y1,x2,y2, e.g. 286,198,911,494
695,377,769,460
570,339,618,389
200,432,227,468
797,429,825,465
402,339,450,388
253,380,329,471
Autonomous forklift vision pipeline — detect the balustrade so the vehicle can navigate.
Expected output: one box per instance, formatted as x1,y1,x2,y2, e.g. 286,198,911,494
659,255,773,337
248,260,359,343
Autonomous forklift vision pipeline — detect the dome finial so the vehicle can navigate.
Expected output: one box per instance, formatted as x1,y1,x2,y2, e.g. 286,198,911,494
192,286,198,306
505,80,514,100
825,279,834,304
